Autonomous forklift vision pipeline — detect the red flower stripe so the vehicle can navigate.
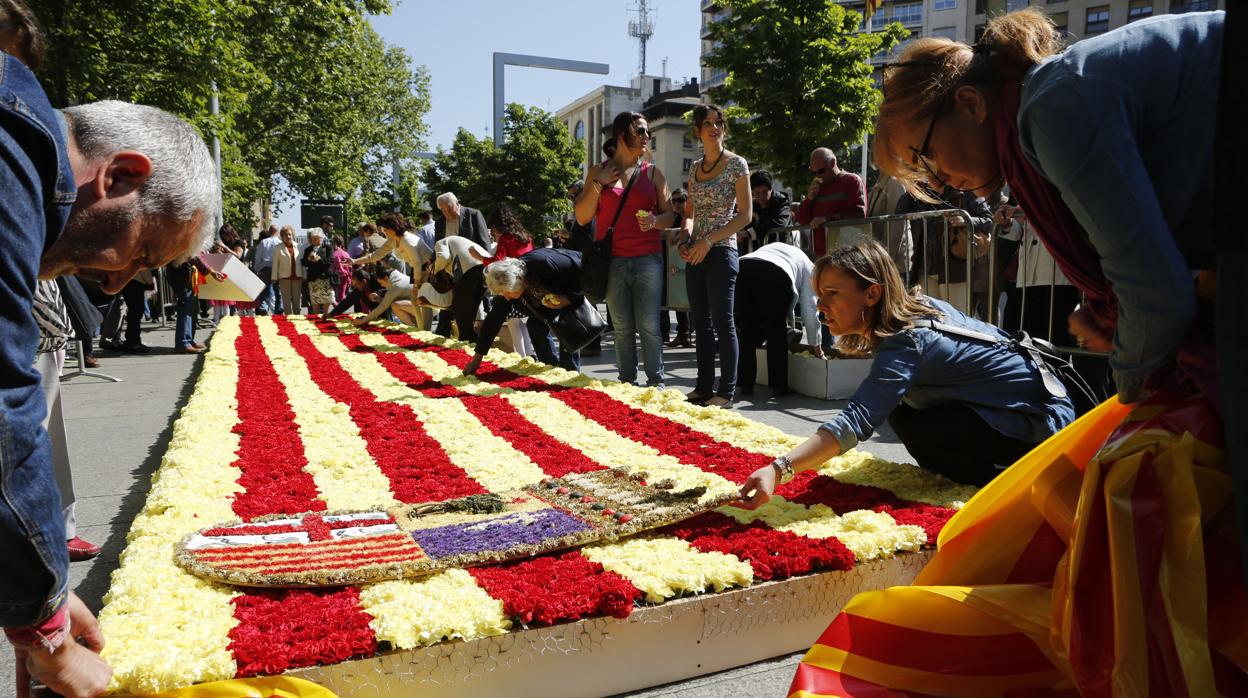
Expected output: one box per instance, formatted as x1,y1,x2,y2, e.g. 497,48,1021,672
201,515,397,538
315,323,773,484
776,471,956,543
313,321,604,478
470,551,641,625
270,316,487,503
230,318,324,521
663,512,856,581
460,395,606,478
229,587,377,678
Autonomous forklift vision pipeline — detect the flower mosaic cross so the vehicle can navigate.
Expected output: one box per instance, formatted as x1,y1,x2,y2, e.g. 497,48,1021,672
177,471,739,588
98,315,978,694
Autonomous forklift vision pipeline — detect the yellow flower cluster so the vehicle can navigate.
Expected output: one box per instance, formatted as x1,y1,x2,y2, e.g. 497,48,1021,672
583,537,755,603
359,570,510,648
99,319,246,694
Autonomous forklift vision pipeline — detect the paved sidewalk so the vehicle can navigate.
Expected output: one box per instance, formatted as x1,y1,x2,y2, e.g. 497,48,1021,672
2,318,915,697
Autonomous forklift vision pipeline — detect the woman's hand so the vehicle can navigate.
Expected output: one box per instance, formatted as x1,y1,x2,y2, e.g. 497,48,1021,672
592,161,621,188
351,317,370,327
468,248,484,262
736,464,779,510
209,270,227,282
687,237,713,265
1068,308,1113,352
463,354,484,376
636,210,656,231
541,294,570,310
351,258,364,266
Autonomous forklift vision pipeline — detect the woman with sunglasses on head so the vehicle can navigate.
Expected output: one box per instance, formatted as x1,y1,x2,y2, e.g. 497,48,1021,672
738,239,1073,508
678,104,752,408
575,111,676,388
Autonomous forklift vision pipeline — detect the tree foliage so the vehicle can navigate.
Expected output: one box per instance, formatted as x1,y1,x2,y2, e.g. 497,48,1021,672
423,104,583,240
704,0,906,191
29,0,430,231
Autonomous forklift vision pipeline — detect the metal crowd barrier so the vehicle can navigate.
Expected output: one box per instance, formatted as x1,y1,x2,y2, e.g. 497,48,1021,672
749,210,1108,359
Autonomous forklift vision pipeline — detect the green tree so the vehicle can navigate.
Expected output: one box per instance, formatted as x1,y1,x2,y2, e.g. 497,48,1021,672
424,104,582,240
703,0,906,192
30,0,430,231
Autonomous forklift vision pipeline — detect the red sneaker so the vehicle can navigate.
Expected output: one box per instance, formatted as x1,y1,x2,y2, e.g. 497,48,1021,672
67,536,101,561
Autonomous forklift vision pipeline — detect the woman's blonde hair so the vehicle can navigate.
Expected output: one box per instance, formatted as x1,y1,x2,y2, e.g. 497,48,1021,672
815,239,940,356
874,8,1063,197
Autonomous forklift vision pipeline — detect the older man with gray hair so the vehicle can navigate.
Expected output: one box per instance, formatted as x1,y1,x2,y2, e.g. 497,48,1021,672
433,192,491,251
1,48,217,695
794,147,865,258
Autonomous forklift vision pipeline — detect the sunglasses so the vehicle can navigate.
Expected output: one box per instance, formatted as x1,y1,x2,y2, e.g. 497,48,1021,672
633,126,650,137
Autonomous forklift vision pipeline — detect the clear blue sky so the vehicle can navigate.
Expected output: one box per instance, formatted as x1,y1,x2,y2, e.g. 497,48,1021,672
273,0,701,229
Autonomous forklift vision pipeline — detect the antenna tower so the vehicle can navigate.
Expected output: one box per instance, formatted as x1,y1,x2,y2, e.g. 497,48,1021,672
628,0,655,76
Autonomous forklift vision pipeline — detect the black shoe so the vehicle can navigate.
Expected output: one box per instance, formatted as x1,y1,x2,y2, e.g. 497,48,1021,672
99,338,122,351
121,342,151,354
686,391,711,405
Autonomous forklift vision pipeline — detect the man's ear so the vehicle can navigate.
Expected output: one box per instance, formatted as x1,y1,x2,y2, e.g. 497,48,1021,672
97,151,153,199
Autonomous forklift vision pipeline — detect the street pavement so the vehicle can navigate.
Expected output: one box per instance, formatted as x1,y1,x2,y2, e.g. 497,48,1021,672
2,316,915,697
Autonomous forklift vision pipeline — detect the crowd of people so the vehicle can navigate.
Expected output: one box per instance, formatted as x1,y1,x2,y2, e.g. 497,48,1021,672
1,0,1240,694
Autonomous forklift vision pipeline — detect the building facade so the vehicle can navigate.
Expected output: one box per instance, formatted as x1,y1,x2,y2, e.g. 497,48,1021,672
556,75,704,179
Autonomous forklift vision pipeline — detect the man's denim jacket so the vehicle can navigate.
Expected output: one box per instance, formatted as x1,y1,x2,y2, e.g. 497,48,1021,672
0,54,77,627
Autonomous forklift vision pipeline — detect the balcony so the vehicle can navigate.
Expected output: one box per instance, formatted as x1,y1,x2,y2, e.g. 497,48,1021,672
701,0,721,11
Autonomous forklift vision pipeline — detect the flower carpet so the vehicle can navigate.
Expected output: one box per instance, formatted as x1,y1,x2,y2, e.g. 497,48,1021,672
98,315,977,695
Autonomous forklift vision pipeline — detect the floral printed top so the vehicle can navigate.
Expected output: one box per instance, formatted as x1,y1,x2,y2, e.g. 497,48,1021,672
689,153,749,250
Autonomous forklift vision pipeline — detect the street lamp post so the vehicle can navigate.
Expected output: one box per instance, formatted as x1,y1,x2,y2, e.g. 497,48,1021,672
492,53,609,146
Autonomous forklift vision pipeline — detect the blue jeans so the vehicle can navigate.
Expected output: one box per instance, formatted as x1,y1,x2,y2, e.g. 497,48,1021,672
686,245,738,398
173,283,197,349
606,253,665,386
528,314,580,372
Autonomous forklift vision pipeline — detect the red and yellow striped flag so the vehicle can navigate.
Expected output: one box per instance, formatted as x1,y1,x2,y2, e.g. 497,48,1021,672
790,395,1248,697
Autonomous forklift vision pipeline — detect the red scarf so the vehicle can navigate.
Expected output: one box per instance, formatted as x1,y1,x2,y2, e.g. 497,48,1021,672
991,77,1117,329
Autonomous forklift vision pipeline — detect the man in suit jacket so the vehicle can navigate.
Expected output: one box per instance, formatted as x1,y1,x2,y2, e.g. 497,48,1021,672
434,192,491,250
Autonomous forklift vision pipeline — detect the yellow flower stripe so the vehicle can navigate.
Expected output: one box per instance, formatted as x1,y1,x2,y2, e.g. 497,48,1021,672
720,498,926,561
366,323,974,508
582,537,755,603
502,390,739,501
359,570,510,649
254,319,397,510
99,318,246,695
289,319,546,492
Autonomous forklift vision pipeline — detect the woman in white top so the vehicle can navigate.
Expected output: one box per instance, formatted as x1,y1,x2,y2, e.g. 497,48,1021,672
351,212,434,276
271,225,304,314
434,235,490,342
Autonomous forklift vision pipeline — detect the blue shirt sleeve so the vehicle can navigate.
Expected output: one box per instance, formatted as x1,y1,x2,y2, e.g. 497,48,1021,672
819,331,924,451
1019,64,1196,401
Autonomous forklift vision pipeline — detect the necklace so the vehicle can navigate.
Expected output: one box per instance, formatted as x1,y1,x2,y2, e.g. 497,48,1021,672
699,147,725,175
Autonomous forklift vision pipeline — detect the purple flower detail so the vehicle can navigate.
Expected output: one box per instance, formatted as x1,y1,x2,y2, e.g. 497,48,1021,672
411,508,593,559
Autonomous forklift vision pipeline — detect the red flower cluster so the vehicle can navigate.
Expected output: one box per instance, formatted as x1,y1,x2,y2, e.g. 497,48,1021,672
664,513,856,581
470,552,641,625
382,331,556,393
273,317,488,503
776,472,956,543
229,587,377,677
459,395,604,478
231,319,325,520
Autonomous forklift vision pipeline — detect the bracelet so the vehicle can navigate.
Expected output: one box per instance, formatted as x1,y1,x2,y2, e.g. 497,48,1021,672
771,456,794,481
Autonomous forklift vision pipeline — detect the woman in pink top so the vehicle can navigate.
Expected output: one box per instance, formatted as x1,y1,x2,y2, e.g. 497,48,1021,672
330,236,353,304
574,111,676,387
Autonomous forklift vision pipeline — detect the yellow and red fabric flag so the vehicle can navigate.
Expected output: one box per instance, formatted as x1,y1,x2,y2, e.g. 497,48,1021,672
790,394,1248,697
863,0,884,24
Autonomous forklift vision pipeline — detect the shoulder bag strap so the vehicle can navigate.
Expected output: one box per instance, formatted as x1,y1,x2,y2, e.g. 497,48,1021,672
603,163,643,248
910,318,1006,346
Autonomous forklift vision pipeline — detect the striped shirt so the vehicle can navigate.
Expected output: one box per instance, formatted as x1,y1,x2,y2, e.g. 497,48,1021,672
33,279,73,354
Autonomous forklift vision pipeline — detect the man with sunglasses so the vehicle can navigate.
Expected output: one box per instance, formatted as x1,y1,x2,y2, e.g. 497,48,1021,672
795,148,866,258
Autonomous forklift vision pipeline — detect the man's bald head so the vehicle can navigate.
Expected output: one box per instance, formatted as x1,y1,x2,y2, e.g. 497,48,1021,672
810,147,837,172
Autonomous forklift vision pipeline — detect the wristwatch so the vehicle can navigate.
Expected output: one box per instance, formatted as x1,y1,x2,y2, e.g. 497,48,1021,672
771,456,794,481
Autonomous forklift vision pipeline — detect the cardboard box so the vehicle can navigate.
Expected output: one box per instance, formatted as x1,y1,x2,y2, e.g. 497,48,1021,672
197,253,265,302
752,349,872,400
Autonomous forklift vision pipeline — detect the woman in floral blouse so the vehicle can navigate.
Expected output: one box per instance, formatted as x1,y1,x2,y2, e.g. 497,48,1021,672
678,104,752,407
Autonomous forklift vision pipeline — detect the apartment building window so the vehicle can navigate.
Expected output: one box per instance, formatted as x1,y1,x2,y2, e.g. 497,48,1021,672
1128,0,1153,20
975,0,987,15
650,135,658,152
682,134,694,149
931,25,958,39
974,23,986,41
934,0,957,10
682,158,694,174
1047,11,1068,33
1170,0,1212,12
574,120,585,142
1085,6,1109,34
893,2,923,25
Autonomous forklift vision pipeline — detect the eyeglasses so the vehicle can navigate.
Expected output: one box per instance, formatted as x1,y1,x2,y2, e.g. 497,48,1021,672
909,98,949,189
633,126,650,137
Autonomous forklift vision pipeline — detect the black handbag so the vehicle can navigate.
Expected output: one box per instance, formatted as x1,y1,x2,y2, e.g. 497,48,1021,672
913,318,1100,416
527,296,606,354
579,164,641,301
